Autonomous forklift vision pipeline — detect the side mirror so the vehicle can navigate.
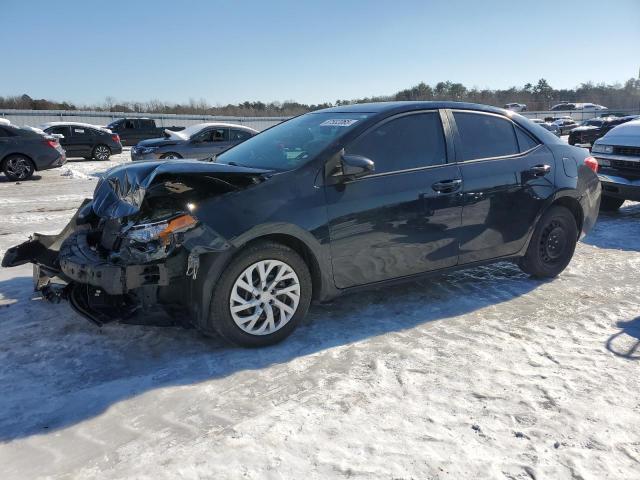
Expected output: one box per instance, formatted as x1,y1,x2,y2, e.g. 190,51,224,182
339,153,375,179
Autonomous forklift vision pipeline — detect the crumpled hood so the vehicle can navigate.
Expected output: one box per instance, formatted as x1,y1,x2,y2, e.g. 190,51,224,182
92,160,270,219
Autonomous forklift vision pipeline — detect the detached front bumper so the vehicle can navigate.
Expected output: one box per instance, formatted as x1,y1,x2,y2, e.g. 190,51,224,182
58,230,170,295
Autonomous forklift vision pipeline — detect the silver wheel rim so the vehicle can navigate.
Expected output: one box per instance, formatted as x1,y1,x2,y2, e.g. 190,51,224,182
164,154,178,159
229,259,301,336
5,157,32,179
95,146,109,160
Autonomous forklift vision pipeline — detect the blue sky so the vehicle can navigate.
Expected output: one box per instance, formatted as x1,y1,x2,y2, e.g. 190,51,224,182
2,0,639,105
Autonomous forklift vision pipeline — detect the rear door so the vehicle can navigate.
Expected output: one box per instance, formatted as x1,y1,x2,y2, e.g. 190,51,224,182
448,110,555,264
325,110,463,288
67,126,94,157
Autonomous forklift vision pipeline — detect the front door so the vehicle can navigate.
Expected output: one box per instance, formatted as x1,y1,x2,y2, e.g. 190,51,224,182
448,110,556,264
189,127,230,159
325,111,463,289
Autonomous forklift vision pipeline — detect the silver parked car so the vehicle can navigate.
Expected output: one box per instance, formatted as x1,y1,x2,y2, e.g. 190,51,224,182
530,118,560,136
130,123,258,161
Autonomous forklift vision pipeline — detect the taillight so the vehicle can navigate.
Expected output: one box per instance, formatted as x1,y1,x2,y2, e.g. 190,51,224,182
584,156,598,173
44,139,58,149
112,134,121,144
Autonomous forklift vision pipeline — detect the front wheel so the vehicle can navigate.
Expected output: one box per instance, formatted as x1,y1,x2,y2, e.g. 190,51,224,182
519,205,578,278
160,152,182,160
207,241,312,347
599,196,625,212
3,155,35,181
92,144,111,161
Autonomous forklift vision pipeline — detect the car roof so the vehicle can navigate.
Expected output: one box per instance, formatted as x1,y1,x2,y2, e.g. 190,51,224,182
41,121,110,131
314,101,511,116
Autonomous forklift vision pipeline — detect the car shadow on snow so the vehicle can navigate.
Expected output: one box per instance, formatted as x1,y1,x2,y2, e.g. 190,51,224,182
606,316,640,360
0,262,542,442
582,201,640,252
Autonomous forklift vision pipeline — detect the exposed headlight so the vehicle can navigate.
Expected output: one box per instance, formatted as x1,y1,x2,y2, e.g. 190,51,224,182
592,144,613,154
125,214,198,244
138,146,159,155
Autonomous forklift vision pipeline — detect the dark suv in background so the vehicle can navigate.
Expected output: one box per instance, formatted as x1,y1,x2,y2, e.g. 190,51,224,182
42,122,123,160
0,120,66,180
106,118,184,146
568,115,638,147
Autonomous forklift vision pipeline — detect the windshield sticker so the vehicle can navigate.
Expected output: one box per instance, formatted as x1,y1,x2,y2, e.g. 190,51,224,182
320,119,359,127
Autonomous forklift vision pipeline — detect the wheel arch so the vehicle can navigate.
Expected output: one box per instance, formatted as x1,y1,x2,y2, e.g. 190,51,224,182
549,195,584,238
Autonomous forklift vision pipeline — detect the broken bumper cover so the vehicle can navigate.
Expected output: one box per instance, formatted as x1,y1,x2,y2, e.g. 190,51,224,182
58,230,170,295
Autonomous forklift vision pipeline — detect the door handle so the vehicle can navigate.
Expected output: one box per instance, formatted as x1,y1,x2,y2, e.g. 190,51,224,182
527,164,551,176
432,178,462,193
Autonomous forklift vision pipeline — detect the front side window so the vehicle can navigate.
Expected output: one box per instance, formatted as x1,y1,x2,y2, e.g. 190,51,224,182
345,112,446,174
193,128,228,143
217,112,371,171
47,126,69,137
453,112,519,160
124,120,136,129
72,127,87,136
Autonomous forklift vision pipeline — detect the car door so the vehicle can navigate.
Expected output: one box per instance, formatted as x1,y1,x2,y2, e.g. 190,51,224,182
448,109,555,264
67,126,94,157
325,110,463,289
188,128,230,159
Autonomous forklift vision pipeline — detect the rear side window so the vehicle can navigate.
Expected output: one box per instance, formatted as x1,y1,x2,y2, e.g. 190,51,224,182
230,129,252,142
453,112,519,160
346,112,446,174
515,127,540,152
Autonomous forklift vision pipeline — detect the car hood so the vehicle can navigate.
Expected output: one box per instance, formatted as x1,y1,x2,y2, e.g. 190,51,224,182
595,120,640,148
92,160,271,219
136,138,183,148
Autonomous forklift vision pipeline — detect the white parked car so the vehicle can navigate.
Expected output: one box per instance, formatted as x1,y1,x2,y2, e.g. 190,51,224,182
592,119,640,210
503,103,527,112
530,118,560,136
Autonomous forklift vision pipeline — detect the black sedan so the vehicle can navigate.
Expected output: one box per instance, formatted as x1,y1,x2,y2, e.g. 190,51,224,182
41,122,123,160
568,116,638,146
3,102,601,347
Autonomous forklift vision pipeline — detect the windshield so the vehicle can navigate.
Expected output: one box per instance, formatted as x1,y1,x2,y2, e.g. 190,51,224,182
216,112,371,171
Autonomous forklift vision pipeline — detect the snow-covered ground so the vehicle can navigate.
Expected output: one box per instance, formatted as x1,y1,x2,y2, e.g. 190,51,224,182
0,148,639,479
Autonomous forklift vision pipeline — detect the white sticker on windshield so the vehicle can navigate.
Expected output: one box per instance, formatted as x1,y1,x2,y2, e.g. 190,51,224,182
320,119,359,127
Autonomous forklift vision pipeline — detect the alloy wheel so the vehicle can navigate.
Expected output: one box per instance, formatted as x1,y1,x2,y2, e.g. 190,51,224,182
229,259,301,335
94,145,110,160
5,157,32,179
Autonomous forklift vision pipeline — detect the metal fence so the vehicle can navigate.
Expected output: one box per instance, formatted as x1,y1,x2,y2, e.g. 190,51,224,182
1,107,638,131
0,109,289,131
520,108,639,121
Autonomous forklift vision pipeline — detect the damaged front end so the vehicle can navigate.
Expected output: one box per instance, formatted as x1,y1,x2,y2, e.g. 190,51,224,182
2,160,268,327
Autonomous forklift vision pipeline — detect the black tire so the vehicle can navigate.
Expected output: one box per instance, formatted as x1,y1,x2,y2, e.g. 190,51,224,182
160,152,182,160
599,196,625,212
2,155,35,181
519,205,578,278
92,144,111,161
207,241,312,347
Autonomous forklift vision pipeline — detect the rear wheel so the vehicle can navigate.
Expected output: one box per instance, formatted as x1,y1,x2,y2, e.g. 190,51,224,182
160,152,182,160
3,155,35,181
92,144,111,161
519,205,578,278
599,196,625,212
207,241,312,347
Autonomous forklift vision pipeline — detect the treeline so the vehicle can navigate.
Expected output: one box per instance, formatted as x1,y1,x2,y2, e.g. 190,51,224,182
2,78,639,116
